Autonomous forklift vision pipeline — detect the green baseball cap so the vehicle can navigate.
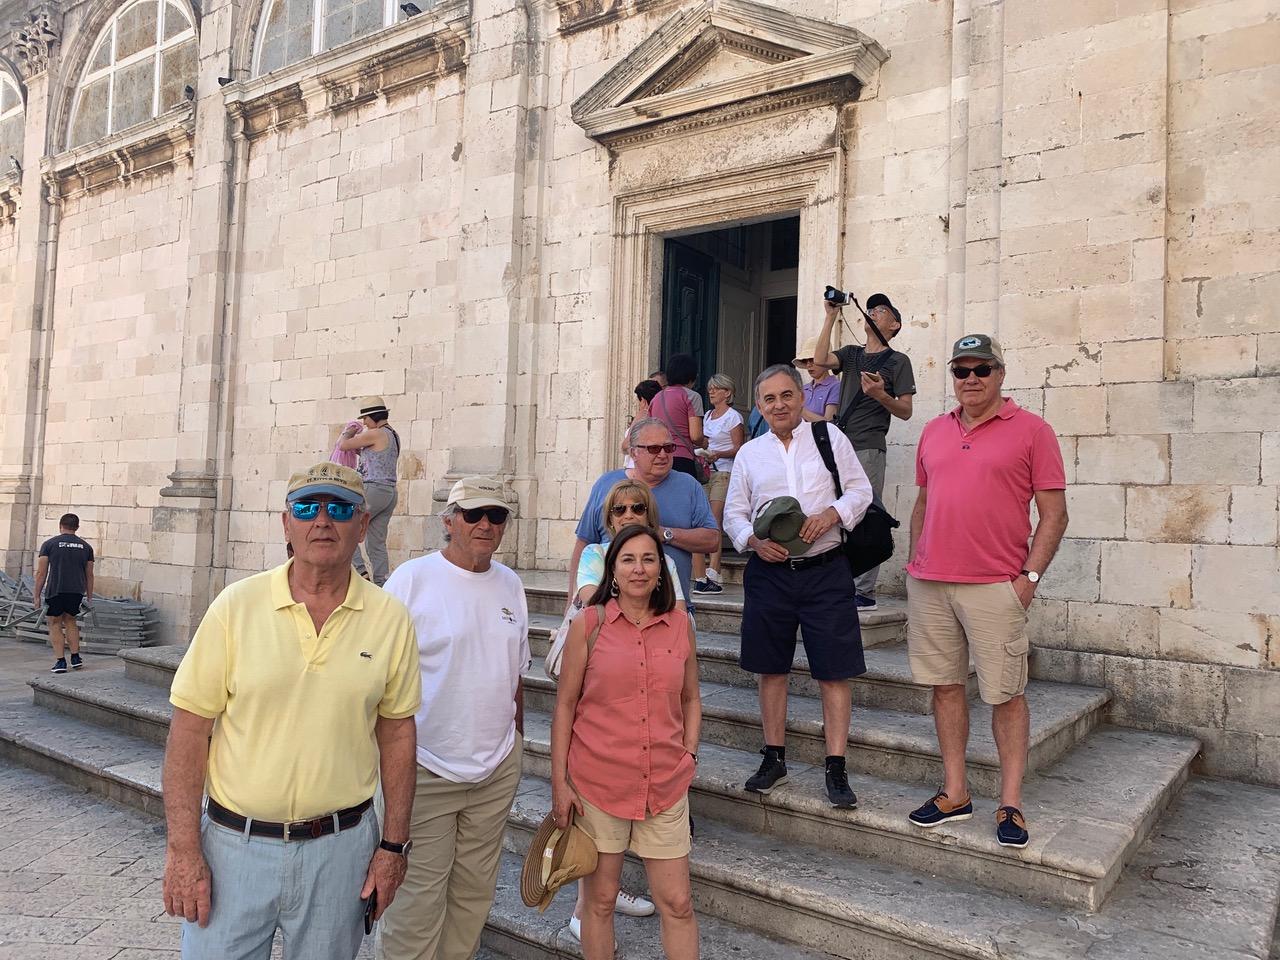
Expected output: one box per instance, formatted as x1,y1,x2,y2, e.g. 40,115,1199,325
950,334,1005,365
752,497,811,556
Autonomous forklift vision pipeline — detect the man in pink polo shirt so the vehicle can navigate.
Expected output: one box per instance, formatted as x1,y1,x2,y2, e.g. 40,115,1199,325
904,334,1068,850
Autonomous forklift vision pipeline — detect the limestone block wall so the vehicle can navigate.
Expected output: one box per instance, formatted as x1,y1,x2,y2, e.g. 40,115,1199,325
0,218,15,406
38,169,191,599
223,74,468,581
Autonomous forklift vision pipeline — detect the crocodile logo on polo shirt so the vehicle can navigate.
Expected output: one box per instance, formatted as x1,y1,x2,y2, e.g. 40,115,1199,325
359,651,372,659
500,607,516,624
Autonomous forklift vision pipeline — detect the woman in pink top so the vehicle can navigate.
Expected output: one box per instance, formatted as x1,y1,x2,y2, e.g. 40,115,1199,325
552,524,702,960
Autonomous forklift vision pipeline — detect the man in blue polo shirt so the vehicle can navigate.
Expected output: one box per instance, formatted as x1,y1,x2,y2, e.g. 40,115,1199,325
569,418,720,605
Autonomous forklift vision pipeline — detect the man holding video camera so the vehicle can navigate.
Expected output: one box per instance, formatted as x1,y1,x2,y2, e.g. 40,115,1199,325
813,289,915,612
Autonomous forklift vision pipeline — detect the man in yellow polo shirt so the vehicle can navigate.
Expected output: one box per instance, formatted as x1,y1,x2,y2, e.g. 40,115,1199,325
161,463,421,960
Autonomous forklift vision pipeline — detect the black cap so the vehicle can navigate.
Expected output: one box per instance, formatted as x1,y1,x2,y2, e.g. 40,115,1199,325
865,293,901,324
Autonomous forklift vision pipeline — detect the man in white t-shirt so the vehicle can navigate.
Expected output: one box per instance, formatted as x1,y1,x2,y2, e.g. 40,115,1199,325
377,477,530,960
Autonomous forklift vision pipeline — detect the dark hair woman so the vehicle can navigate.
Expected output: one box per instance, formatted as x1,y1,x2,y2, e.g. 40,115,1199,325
648,354,706,481
551,524,701,960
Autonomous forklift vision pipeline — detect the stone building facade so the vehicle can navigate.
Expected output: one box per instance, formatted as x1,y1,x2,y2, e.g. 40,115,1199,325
0,0,1276,781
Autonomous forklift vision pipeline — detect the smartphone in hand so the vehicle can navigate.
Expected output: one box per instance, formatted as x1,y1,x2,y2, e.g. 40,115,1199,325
363,890,378,935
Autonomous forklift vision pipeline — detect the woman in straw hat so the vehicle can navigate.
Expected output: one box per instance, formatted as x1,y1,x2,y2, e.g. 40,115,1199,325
336,397,400,585
551,524,702,959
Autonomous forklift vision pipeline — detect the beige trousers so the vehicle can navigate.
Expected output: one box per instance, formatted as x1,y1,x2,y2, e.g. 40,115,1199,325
377,740,523,960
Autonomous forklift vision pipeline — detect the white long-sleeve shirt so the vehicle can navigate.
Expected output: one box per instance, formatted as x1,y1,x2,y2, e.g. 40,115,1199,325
723,421,873,556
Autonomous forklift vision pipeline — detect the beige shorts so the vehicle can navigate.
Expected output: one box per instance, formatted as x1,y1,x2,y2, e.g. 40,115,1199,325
703,470,730,503
905,576,1029,705
577,794,691,860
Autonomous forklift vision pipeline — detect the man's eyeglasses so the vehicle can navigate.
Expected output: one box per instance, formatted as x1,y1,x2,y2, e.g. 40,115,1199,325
610,502,648,517
460,506,510,525
290,500,358,522
632,443,676,455
951,364,997,380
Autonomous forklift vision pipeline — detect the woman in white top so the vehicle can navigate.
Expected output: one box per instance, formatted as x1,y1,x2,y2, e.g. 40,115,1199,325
692,373,745,594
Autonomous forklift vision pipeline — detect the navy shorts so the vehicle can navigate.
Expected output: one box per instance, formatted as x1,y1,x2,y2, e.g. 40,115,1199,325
45,593,83,618
739,551,866,681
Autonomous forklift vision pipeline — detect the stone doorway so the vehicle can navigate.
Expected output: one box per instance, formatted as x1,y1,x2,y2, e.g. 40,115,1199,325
659,215,801,414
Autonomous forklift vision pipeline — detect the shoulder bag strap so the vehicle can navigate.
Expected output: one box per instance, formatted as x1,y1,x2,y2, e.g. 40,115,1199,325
586,604,607,658
811,421,843,500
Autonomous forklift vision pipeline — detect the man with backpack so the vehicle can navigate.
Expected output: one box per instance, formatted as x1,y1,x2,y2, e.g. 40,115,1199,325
813,294,915,611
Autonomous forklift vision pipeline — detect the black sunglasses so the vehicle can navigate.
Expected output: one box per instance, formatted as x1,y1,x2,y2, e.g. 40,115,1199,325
610,502,648,517
460,506,510,525
290,500,358,522
633,443,677,455
951,363,997,379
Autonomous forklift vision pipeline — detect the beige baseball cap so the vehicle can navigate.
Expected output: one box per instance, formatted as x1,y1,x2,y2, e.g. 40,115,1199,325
286,462,366,505
446,476,510,511
950,334,1005,366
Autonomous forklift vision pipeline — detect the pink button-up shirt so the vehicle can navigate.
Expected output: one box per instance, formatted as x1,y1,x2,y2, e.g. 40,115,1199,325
568,601,695,820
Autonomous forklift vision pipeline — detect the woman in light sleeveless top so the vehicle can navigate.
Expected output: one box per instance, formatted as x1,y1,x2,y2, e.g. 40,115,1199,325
552,524,702,959
336,396,400,585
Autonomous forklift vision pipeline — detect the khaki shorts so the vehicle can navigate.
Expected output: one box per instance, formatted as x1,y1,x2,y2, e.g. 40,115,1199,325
577,794,691,860
703,470,730,503
905,576,1029,705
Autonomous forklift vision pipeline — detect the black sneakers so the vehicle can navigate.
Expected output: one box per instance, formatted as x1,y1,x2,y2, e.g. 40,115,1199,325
744,748,788,794
908,789,974,828
996,806,1029,848
51,658,67,674
70,653,83,670
825,761,857,809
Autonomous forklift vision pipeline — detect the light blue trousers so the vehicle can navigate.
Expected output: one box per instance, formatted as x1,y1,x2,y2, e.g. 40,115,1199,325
181,808,378,960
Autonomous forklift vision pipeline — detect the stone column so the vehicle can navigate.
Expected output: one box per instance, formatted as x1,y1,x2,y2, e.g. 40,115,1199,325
152,0,242,637
0,11,60,577
440,0,542,567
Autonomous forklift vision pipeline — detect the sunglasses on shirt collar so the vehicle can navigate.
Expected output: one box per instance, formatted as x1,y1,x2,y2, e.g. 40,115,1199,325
290,500,359,522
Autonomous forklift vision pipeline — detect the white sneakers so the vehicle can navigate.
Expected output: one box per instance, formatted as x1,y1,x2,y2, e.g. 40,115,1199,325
567,891,656,940
613,891,656,917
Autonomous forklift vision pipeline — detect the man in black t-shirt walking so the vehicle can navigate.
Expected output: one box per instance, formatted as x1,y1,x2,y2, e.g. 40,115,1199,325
34,513,95,674
813,295,916,611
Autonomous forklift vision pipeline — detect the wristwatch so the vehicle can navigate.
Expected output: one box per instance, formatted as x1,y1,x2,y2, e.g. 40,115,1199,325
380,839,413,857
1021,569,1041,584
663,528,674,544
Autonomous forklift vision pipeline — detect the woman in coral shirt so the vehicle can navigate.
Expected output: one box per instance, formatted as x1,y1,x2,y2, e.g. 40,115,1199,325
551,524,702,959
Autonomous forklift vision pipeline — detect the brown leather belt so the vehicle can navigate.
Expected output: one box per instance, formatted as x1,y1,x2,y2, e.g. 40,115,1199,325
206,797,373,841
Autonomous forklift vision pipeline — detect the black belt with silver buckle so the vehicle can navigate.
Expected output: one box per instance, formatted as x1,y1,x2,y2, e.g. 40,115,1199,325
784,547,843,572
206,797,373,841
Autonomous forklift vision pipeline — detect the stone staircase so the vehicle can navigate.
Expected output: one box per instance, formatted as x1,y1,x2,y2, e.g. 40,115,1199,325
3,570,1280,960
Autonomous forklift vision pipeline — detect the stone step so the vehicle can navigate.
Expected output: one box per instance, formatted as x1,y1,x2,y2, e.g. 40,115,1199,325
518,711,1197,911
522,661,1110,797
528,613,966,713
119,644,186,687
30,669,173,744
482,851,837,960
503,774,1280,960
515,569,907,647
17,661,1183,909
3,701,1278,959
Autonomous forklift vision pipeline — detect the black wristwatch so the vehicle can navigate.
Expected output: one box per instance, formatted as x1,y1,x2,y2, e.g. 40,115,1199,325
380,838,413,857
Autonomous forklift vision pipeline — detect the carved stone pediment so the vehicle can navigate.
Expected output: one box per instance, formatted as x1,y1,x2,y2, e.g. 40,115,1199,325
571,0,887,146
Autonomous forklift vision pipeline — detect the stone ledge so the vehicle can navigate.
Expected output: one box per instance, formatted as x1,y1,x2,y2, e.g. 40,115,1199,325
223,0,470,140
41,106,196,202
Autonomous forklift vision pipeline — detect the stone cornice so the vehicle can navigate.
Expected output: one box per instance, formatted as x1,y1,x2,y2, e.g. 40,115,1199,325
223,0,470,141
41,104,196,202
571,0,887,147
0,171,17,221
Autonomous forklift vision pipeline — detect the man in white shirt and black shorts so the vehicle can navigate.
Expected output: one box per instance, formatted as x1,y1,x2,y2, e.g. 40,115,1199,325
723,364,873,809
378,477,530,960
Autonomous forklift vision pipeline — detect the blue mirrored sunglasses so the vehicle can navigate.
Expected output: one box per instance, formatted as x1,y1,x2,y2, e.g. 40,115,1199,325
290,500,358,522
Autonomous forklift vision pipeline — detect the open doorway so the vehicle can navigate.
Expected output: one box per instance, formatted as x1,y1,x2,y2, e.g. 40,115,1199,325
659,214,799,414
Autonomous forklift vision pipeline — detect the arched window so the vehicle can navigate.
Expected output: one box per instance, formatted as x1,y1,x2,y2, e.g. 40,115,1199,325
254,0,422,76
0,73,22,168
67,0,198,148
